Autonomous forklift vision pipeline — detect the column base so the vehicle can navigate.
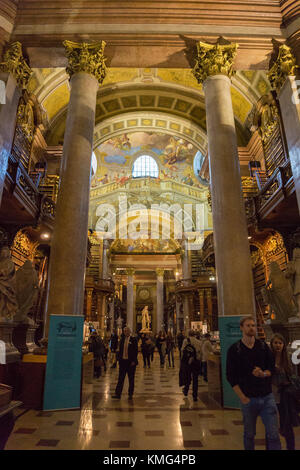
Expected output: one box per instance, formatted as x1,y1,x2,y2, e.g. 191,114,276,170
0,322,21,363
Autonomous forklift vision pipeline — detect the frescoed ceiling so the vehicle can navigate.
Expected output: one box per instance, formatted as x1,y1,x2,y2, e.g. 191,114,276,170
92,131,203,189
27,67,272,147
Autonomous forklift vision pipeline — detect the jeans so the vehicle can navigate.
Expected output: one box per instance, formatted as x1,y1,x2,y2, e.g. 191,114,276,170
142,351,151,368
183,364,200,399
241,393,281,450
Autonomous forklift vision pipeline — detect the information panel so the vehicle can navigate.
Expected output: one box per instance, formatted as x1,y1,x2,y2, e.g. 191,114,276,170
43,315,84,411
219,316,242,409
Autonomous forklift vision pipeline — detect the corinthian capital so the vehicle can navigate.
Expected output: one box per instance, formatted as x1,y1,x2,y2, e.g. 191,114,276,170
0,42,32,89
192,40,238,84
156,268,164,277
63,40,107,84
268,44,298,92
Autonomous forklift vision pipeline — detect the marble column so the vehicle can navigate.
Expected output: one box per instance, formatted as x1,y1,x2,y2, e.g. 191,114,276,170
206,288,213,330
181,239,191,280
198,289,205,322
126,268,135,330
96,292,105,332
268,45,300,213
0,42,31,205
192,40,255,318
85,288,93,322
109,297,115,332
156,268,164,333
102,239,110,279
44,41,106,337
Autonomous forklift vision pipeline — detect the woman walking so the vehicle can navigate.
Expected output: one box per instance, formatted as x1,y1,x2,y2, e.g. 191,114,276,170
166,331,175,367
270,333,300,450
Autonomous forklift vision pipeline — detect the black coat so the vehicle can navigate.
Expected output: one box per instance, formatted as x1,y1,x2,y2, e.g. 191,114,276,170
118,335,138,365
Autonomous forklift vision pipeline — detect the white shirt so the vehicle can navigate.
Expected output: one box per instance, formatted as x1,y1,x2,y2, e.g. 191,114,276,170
202,339,215,362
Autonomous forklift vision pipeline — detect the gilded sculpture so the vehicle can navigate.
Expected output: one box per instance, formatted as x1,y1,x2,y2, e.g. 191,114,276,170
268,44,298,91
63,40,107,84
0,42,32,89
193,40,238,84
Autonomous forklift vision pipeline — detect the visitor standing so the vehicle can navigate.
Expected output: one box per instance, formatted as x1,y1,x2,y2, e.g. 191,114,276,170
180,330,202,401
177,330,185,359
166,331,175,367
226,316,281,451
112,326,138,400
201,333,215,382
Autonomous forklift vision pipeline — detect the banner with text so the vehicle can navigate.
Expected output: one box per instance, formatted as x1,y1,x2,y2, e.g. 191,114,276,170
43,315,84,411
219,316,242,409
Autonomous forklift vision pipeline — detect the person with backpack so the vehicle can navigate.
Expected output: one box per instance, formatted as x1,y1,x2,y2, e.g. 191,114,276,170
180,330,202,401
226,316,281,451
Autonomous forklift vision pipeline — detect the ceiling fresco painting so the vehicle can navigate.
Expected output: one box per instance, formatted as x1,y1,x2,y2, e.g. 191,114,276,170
92,131,206,189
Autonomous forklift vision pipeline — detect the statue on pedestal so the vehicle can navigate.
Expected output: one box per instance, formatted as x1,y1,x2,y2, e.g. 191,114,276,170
14,260,39,324
262,261,298,324
141,305,150,331
0,247,18,322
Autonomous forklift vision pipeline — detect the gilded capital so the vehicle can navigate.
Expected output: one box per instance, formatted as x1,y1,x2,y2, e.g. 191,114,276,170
156,268,164,277
192,40,238,84
126,268,135,276
63,40,107,84
0,42,32,89
268,44,298,92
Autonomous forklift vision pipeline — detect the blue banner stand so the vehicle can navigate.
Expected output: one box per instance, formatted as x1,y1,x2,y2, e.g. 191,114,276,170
43,315,84,411
219,315,243,409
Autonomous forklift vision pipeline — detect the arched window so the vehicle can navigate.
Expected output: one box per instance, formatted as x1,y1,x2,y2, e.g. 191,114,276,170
132,155,159,178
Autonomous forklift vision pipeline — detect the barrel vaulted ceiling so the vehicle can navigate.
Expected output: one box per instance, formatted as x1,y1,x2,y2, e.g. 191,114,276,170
28,67,271,147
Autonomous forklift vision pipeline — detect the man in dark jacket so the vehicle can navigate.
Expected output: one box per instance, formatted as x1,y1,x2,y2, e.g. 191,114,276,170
226,316,281,450
112,326,138,400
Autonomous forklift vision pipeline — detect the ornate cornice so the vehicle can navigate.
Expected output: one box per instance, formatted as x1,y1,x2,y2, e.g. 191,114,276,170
0,41,31,89
268,44,298,91
192,40,238,84
63,40,107,84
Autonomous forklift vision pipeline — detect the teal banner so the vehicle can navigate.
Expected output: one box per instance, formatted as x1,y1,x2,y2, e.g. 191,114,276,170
219,316,242,409
43,315,84,411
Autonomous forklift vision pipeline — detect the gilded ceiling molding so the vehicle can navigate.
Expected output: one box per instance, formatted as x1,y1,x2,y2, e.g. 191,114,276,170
268,44,298,91
63,40,107,84
0,41,31,89
192,40,238,84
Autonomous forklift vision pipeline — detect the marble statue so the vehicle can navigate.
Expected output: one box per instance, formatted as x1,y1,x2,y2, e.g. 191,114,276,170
14,260,39,324
0,247,18,322
262,261,298,324
116,316,123,329
141,305,150,331
286,247,300,317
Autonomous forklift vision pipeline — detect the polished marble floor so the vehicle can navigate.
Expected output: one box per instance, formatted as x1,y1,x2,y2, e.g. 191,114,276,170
5,352,300,450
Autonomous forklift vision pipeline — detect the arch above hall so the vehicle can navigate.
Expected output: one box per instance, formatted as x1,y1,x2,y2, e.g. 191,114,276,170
29,68,271,147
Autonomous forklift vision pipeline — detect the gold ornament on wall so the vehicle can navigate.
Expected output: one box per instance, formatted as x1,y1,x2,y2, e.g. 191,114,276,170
265,234,285,257
268,44,298,91
17,97,35,143
63,40,107,84
13,231,35,258
0,42,32,89
192,40,238,84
